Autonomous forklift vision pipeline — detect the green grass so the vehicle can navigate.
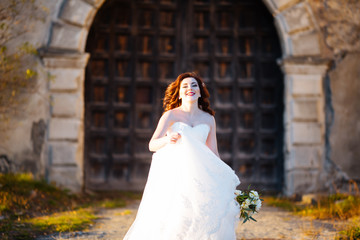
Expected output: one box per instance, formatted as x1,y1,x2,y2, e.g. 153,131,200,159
27,209,97,232
337,217,360,240
264,196,303,212
97,199,127,208
0,173,142,240
265,194,360,220
0,173,74,217
298,194,360,220
265,193,360,240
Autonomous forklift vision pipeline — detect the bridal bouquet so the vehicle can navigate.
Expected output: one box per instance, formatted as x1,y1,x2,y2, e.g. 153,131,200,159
234,188,263,223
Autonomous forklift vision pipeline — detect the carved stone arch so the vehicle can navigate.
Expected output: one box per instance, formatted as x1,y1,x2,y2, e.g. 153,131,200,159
264,0,323,57
47,0,105,52
41,0,329,195
261,0,330,195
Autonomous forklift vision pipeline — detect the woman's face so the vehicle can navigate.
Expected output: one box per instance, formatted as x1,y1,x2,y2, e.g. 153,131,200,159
179,77,201,102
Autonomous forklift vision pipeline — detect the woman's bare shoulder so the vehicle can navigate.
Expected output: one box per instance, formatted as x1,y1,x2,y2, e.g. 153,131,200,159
160,108,180,125
201,111,215,126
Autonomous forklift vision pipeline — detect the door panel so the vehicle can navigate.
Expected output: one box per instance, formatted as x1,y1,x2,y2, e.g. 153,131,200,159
85,0,283,192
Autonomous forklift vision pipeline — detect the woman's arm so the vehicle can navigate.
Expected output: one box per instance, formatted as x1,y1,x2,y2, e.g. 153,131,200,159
206,116,220,157
148,111,180,152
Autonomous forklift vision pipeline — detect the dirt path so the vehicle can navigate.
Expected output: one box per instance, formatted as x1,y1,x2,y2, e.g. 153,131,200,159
37,201,341,240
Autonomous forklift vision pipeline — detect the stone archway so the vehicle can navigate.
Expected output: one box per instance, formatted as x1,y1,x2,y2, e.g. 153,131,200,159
41,0,329,195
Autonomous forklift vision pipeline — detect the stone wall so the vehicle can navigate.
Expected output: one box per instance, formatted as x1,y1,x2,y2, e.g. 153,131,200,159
0,0,58,177
307,0,360,189
308,0,360,55
1,0,359,194
329,53,360,182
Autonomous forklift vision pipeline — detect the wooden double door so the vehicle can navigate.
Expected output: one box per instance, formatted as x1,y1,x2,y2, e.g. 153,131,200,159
85,0,284,192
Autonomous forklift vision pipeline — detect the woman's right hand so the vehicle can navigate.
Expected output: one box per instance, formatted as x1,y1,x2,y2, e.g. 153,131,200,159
168,132,181,144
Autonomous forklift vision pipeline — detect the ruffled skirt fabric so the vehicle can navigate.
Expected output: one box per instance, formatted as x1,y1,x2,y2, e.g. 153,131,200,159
123,132,240,240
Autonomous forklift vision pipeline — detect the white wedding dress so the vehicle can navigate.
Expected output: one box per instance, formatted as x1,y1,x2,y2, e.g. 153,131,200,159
123,122,240,240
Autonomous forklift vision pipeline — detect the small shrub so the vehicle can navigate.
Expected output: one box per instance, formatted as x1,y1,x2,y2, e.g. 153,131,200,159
0,173,74,217
337,223,360,240
298,194,360,220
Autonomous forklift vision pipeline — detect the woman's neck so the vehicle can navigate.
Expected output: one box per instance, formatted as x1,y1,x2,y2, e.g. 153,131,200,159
180,100,199,114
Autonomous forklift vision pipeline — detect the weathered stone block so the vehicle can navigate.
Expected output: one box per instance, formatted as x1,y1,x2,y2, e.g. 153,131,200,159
271,0,295,10
291,31,321,56
291,74,322,96
285,169,319,195
292,122,322,144
49,22,86,51
301,193,319,205
52,93,81,117
50,141,78,165
49,118,81,140
49,165,81,192
282,3,313,33
285,146,322,170
86,0,106,8
48,68,83,91
282,63,329,75
43,54,90,69
291,99,319,120
60,0,95,27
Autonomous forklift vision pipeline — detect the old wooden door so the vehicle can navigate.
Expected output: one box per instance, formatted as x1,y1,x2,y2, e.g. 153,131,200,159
85,0,283,192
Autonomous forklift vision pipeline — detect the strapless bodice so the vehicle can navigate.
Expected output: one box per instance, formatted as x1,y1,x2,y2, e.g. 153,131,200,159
170,122,210,144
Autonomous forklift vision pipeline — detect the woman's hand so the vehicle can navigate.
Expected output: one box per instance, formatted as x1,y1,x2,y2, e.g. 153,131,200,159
168,132,181,144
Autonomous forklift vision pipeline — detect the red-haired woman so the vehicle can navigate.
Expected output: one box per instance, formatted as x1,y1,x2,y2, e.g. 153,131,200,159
124,72,240,240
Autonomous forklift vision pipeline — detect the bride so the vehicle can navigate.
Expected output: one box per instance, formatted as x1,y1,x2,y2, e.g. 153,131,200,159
123,72,240,240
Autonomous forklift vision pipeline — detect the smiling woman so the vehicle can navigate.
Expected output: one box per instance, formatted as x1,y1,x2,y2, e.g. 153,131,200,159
123,72,241,239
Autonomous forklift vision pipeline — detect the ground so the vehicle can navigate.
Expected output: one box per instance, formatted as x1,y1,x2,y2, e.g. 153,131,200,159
37,200,341,240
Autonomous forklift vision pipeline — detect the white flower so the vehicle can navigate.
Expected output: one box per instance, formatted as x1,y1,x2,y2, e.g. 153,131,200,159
249,190,259,199
241,198,251,210
255,199,262,212
234,190,242,196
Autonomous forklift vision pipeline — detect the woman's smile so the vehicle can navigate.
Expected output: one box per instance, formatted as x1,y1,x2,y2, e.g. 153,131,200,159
186,91,195,96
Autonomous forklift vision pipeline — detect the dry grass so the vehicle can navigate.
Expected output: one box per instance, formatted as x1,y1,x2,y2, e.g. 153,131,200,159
265,182,360,240
0,173,142,240
298,194,360,220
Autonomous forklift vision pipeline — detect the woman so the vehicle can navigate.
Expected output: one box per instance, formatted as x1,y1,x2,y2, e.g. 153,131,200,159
123,72,240,240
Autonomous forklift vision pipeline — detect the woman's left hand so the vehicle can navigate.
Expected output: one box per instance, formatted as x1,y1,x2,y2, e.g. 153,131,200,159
168,132,181,144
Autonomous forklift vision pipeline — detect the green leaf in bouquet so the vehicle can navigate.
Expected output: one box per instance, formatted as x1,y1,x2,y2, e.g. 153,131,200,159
249,216,257,222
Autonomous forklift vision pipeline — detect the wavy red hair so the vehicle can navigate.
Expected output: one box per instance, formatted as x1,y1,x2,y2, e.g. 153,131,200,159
163,72,215,116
